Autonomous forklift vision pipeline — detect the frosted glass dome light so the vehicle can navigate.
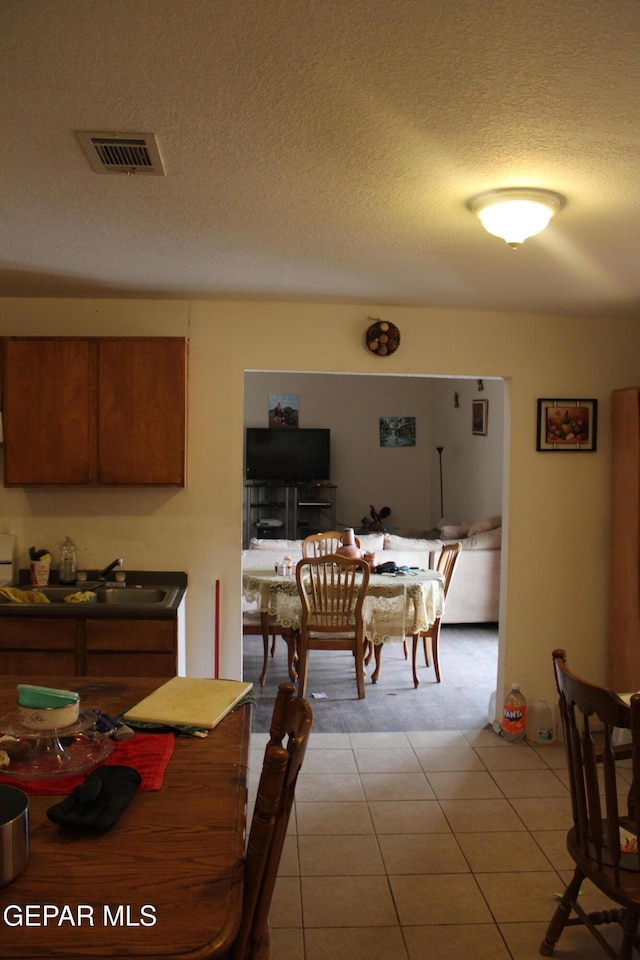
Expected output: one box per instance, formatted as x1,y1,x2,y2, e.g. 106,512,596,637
468,188,566,249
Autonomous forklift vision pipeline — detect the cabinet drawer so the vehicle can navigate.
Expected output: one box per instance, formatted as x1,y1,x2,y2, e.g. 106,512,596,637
86,653,175,677
1,651,76,674
86,619,175,652
0,619,77,649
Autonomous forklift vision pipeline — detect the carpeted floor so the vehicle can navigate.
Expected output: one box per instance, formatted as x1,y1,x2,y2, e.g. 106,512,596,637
243,624,498,733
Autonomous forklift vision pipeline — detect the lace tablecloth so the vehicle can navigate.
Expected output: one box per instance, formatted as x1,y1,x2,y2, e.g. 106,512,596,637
242,568,445,644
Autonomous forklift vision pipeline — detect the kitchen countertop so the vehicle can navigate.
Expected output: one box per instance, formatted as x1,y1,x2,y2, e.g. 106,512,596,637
0,571,187,619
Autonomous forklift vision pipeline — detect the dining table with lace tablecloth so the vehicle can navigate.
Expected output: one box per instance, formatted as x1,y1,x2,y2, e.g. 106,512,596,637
242,567,445,684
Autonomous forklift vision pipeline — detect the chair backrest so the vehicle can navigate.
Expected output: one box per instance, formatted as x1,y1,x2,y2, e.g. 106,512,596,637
437,541,462,599
231,682,313,960
552,648,640,881
296,554,370,634
302,531,361,557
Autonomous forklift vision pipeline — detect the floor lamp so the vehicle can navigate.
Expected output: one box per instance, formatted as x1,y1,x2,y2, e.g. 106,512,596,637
436,445,444,519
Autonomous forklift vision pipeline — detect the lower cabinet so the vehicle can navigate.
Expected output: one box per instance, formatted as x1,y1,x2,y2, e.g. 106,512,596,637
85,619,176,677
0,619,79,674
0,617,177,677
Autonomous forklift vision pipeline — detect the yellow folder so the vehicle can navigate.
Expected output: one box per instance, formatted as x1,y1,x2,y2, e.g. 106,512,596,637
123,677,253,729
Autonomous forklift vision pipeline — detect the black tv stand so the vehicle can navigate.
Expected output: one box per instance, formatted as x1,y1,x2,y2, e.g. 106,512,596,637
243,481,337,546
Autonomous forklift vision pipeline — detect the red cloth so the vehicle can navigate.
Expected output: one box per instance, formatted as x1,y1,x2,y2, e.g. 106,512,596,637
0,733,175,796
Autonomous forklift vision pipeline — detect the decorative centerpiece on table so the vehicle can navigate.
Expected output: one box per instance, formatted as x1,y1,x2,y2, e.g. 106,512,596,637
336,528,362,559
359,505,391,533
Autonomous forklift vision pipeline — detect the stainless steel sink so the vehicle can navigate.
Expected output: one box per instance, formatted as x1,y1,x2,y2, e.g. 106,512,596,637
12,586,92,602
4,585,179,607
96,587,177,605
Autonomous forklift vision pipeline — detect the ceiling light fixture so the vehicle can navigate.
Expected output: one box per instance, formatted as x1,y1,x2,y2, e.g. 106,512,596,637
468,188,566,249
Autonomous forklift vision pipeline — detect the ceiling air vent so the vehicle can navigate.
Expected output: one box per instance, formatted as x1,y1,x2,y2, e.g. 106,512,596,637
75,131,166,175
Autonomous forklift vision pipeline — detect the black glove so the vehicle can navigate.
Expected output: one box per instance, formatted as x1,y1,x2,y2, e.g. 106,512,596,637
47,765,142,832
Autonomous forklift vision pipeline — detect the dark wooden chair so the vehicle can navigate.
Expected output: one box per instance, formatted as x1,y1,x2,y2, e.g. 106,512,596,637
242,610,298,685
405,540,462,686
296,554,370,699
230,681,312,960
541,648,640,958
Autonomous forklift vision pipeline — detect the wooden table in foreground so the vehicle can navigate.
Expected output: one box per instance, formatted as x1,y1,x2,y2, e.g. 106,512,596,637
0,676,251,959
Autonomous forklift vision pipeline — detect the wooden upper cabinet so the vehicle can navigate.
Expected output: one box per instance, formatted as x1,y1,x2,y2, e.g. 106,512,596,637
4,338,94,484
3,337,186,487
608,387,640,690
97,339,186,485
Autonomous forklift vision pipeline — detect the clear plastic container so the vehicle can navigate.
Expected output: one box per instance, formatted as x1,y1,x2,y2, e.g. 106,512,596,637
58,536,77,585
526,698,556,744
501,683,527,742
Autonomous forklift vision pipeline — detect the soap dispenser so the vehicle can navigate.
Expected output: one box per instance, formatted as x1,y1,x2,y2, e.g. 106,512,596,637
59,536,77,585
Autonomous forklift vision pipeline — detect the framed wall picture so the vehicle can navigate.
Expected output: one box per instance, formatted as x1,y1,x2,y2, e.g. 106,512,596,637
268,393,298,428
536,398,597,452
379,416,416,447
472,399,488,436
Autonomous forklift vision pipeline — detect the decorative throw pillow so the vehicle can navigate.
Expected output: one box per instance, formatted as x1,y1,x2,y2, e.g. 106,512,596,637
464,528,501,550
384,534,443,552
468,515,502,536
357,533,385,551
439,523,469,540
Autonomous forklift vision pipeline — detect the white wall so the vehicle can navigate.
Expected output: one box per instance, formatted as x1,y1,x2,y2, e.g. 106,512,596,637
431,377,505,523
1,299,638,718
244,372,504,532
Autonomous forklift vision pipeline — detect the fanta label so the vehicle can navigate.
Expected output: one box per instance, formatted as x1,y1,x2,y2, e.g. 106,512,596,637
502,706,526,735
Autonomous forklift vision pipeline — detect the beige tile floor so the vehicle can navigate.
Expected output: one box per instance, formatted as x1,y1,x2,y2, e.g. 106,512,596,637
248,728,627,960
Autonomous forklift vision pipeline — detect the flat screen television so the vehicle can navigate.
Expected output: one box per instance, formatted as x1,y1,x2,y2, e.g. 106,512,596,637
245,428,330,482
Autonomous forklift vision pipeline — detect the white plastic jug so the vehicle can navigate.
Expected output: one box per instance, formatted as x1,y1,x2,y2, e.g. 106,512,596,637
525,698,556,744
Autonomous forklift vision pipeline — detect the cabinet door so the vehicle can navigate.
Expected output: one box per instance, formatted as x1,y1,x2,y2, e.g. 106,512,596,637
85,619,177,677
0,618,80,674
4,339,93,485
97,338,186,485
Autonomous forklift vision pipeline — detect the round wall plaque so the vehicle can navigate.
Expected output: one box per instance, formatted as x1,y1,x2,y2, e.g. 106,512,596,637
366,319,400,357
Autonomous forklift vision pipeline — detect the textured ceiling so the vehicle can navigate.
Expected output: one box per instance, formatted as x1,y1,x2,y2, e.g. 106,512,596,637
2,0,640,316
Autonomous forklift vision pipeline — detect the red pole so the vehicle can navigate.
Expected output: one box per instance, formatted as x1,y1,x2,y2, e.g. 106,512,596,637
214,579,220,678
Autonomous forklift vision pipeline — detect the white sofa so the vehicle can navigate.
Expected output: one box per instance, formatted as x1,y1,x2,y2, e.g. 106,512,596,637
242,516,501,623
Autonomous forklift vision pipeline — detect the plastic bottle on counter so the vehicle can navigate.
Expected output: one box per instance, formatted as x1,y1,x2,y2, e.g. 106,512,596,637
526,698,556,744
58,536,77,585
501,683,527,742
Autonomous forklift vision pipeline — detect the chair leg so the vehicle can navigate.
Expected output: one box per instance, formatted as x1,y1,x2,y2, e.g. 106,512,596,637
371,642,382,683
422,635,430,666
620,909,640,960
297,638,308,698
402,639,408,660
540,867,584,956
270,635,277,657
355,639,365,699
411,634,420,687
283,628,298,682
259,612,270,687
431,622,442,683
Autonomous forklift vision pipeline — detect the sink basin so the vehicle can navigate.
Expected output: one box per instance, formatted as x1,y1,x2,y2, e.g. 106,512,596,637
2,585,179,607
96,587,176,605
10,586,93,602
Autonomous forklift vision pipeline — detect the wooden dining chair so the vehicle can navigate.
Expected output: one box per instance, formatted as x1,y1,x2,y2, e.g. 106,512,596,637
231,682,313,960
242,610,298,685
406,540,462,686
540,648,640,958
302,531,361,557
296,554,370,699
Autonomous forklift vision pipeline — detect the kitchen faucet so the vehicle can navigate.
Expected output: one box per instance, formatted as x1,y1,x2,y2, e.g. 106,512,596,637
97,558,124,582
